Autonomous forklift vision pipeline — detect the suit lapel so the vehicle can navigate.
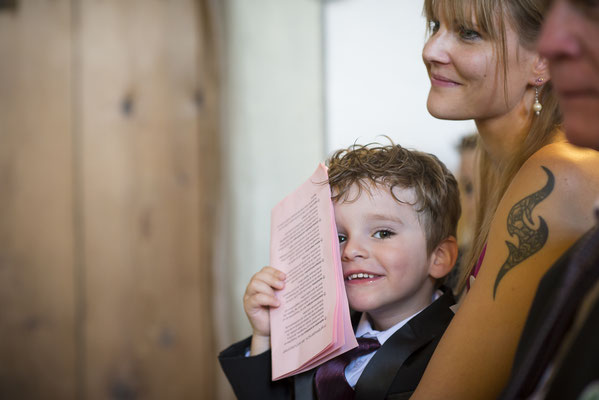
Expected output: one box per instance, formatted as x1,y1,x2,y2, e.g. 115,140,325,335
292,289,455,400
354,322,431,400
294,368,316,400
354,289,455,400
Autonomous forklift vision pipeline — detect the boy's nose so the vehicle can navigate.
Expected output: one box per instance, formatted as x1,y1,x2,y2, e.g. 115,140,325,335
341,239,368,262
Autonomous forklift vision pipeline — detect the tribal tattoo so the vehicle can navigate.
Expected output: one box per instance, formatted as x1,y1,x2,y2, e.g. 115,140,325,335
493,166,555,299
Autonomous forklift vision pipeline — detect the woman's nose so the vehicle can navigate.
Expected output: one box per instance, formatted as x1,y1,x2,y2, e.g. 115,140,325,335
422,29,451,66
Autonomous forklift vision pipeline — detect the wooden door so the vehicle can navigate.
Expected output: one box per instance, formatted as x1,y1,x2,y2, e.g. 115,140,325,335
0,1,220,398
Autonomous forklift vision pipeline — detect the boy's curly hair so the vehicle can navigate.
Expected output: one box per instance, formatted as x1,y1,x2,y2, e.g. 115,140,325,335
326,142,461,255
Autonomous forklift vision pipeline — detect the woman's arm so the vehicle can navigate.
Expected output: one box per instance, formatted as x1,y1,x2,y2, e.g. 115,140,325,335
411,143,599,399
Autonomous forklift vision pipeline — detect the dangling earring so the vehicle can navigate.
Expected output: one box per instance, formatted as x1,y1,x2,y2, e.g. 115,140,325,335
533,78,544,115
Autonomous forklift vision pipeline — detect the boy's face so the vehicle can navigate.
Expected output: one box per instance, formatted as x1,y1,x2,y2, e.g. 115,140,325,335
334,182,436,328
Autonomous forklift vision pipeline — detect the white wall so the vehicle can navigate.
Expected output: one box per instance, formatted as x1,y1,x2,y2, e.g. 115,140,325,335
324,0,475,171
221,0,325,342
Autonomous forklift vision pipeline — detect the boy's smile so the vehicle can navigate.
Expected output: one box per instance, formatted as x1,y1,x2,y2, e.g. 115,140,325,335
334,182,438,331
345,272,380,281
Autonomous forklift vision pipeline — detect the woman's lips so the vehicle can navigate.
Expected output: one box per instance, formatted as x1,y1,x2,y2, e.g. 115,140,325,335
430,74,461,87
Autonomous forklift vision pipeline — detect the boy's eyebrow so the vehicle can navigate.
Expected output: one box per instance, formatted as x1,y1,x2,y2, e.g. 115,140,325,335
367,212,404,224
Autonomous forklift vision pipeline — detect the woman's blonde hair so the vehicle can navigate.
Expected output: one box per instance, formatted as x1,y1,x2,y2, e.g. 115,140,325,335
424,0,562,294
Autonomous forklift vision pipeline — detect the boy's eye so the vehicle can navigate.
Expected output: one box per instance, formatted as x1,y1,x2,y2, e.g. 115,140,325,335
373,230,394,239
428,20,440,33
459,26,481,41
338,235,347,244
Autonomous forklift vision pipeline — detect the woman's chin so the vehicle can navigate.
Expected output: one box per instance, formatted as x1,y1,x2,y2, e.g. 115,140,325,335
426,99,468,121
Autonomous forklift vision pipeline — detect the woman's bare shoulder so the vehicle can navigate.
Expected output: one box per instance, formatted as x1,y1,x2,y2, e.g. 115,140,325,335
480,140,598,305
510,141,599,224
523,141,599,185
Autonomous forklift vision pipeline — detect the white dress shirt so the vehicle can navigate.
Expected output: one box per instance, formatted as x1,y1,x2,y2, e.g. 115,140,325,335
345,290,442,387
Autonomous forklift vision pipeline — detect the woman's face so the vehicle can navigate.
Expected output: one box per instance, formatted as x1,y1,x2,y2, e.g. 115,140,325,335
422,12,538,122
538,0,599,150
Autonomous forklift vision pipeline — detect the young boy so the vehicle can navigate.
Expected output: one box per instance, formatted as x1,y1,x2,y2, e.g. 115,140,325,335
219,143,461,399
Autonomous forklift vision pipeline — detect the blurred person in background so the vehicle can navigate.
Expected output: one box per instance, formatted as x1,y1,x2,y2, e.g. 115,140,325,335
448,133,479,290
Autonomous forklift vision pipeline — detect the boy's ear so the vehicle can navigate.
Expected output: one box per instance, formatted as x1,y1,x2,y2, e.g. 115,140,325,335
428,236,458,279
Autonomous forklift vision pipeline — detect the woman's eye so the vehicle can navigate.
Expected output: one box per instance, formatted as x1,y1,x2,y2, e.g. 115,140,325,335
459,26,481,40
338,235,347,244
429,20,440,33
373,230,394,239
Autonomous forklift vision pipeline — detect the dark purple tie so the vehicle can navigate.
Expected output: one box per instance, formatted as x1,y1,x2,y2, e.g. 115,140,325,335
314,337,381,400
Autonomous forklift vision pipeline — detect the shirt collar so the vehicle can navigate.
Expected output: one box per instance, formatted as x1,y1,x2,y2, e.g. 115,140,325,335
354,290,442,345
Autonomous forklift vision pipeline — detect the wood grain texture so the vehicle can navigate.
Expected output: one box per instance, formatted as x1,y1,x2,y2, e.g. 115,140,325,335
0,0,220,398
79,0,216,398
0,1,77,399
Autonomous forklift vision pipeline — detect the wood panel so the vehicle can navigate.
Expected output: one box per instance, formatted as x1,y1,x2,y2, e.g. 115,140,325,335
0,1,77,399
194,0,222,398
0,1,220,398
78,0,216,398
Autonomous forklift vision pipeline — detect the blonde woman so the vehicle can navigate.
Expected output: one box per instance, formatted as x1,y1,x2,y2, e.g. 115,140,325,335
412,0,599,398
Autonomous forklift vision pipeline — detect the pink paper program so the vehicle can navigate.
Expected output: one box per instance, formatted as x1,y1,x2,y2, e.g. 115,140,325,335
269,163,357,380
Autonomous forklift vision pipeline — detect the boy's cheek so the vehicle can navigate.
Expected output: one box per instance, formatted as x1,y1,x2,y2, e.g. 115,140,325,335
344,287,358,308
345,287,375,312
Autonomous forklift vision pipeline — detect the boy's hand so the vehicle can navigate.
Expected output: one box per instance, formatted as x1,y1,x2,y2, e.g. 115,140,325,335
243,266,286,355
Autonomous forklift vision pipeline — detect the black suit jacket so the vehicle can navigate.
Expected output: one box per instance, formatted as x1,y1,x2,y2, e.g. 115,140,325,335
219,289,455,400
500,226,599,399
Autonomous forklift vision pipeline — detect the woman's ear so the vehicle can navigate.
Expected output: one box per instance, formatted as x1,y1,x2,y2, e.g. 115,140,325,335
530,54,550,85
428,236,459,279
